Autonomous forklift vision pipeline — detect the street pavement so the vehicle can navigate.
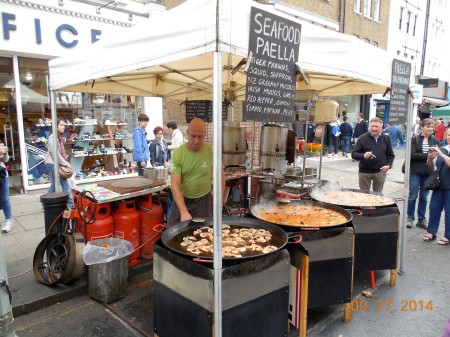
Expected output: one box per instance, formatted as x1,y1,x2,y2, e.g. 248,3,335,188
1,147,450,336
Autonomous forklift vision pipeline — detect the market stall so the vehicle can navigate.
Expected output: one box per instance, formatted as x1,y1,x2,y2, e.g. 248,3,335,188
48,0,393,335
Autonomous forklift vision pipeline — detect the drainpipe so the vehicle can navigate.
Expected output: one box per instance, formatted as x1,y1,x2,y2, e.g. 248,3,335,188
339,0,346,33
420,0,431,75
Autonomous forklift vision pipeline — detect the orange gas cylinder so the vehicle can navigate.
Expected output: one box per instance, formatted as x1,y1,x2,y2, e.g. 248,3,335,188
140,194,153,209
113,199,140,267
139,204,164,259
76,203,115,242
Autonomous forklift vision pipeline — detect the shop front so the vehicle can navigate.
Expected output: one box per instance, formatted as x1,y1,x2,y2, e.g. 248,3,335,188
0,0,164,193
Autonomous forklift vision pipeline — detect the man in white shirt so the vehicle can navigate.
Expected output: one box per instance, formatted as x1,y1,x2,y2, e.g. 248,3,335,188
166,120,184,152
412,118,421,136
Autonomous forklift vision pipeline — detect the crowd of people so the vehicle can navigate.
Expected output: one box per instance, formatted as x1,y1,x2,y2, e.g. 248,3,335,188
323,113,450,246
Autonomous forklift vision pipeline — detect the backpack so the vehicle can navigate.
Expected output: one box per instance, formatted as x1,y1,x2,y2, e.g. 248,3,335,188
331,124,341,137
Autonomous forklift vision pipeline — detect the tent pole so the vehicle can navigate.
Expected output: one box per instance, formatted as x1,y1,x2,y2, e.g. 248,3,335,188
399,97,413,274
212,51,223,337
47,77,62,193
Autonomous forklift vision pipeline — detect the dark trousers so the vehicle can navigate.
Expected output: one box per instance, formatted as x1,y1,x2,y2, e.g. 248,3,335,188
167,193,212,227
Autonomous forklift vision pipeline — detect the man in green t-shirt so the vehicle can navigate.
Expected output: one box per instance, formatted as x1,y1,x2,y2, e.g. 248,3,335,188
168,118,225,227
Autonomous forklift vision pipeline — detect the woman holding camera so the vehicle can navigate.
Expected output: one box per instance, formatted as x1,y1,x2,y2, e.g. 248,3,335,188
423,132,450,244
407,118,440,229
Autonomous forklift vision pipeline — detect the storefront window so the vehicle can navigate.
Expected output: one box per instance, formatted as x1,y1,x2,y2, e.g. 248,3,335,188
18,57,50,188
59,92,138,180
0,57,17,190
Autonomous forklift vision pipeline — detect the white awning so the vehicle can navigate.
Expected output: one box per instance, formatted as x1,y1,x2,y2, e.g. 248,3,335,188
422,96,449,107
49,0,392,98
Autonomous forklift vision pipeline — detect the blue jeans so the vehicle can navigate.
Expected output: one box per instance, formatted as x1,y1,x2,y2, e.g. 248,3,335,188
329,135,338,154
342,135,351,154
427,189,450,238
0,176,12,220
47,164,74,209
407,173,430,222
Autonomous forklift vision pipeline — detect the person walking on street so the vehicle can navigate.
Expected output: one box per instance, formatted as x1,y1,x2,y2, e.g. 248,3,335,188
166,120,184,153
444,124,450,146
340,116,353,157
45,119,74,209
351,113,368,162
149,126,170,167
422,132,450,245
407,118,441,229
133,114,149,176
435,120,446,143
0,143,12,233
352,113,368,144
328,119,340,158
412,117,421,136
384,123,405,149
168,118,224,227
351,117,395,194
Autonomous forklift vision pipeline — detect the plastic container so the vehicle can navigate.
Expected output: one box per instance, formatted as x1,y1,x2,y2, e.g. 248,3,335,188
297,139,305,152
84,238,133,303
40,192,69,235
312,143,322,154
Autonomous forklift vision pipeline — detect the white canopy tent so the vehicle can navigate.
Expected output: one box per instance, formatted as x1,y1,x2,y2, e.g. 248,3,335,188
49,0,392,99
48,1,393,335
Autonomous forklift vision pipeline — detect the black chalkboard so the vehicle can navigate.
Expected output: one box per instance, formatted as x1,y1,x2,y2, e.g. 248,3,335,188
244,7,301,122
389,59,411,125
185,100,228,123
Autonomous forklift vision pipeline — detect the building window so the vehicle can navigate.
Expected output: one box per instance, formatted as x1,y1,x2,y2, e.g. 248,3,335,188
354,0,361,13
413,15,417,36
406,11,411,33
364,0,372,18
399,7,404,29
373,0,380,21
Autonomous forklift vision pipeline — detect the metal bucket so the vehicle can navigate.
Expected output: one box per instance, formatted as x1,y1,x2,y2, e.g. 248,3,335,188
222,122,246,166
257,180,282,203
259,124,288,171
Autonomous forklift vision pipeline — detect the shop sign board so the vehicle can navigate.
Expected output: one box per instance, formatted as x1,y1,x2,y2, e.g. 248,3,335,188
0,3,136,57
389,59,411,125
244,7,301,122
185,100,228,123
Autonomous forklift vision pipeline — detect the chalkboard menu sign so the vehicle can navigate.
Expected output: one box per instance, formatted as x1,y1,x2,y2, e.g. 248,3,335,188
389,59,411,125
185,100,228,123
244,7,301,122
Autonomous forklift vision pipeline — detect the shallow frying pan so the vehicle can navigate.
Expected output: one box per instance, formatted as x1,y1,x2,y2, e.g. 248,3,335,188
161,216,300,263
310,187,398,209
251,199,354,231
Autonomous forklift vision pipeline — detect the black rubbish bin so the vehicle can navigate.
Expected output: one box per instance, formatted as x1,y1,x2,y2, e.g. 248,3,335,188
40,192,69,236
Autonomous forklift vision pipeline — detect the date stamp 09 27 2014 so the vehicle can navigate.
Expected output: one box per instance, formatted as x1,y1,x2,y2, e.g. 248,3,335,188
351,299,433,313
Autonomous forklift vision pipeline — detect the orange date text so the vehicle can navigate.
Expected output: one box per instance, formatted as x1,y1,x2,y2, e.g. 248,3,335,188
351,299,433,313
